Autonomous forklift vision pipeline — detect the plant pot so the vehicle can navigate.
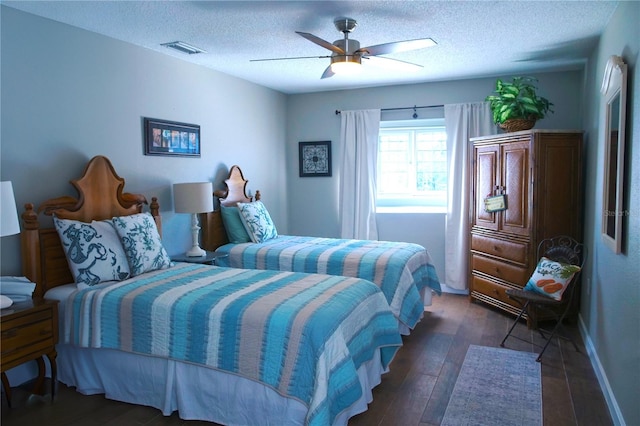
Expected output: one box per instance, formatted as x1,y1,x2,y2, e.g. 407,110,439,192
500,118,536,133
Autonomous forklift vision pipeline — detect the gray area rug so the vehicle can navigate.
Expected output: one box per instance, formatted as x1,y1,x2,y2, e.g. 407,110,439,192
441,345,542,426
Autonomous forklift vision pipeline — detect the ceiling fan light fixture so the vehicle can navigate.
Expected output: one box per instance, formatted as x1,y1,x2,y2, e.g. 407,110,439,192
161,41,206,55
330,55,362,75
254,17,432,80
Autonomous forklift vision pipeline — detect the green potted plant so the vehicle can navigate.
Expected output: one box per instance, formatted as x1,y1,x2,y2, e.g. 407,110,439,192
486,76,553,132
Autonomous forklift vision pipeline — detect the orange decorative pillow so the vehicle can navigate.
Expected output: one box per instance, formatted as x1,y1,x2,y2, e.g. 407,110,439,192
523,257,581,301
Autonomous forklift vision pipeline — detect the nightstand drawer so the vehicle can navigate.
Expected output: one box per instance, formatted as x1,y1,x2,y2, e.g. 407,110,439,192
2,309,52,332
1,314,55,364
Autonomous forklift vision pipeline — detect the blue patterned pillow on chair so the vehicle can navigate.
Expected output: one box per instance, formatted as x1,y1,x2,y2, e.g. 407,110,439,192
112,213,172,276
236,201,278,243
54,216,131,285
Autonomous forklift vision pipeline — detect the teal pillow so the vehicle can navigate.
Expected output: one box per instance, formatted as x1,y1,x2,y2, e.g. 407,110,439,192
220,205,252,243
523,257,581,301
112,213,172,276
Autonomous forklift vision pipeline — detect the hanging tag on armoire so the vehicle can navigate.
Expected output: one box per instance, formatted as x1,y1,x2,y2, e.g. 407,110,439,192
484,194,508,212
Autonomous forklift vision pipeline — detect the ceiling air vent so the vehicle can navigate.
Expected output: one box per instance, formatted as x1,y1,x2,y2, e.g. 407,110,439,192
160,41,206,55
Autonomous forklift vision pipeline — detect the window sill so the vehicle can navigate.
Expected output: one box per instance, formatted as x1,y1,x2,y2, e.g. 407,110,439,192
376,206,447,214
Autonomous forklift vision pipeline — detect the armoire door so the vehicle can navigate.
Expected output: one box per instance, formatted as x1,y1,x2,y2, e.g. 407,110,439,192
499,141,530,236
472,144,499,231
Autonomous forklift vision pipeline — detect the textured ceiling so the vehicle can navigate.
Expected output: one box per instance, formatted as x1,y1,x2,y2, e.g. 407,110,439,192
2,1,619,94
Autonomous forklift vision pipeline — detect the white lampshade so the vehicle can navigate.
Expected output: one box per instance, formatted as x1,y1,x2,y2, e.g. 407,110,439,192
1,181,20,237
173,182,214,213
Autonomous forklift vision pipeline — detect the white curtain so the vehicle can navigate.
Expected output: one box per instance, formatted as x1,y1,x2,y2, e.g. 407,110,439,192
339,109,381,240
444,102,496,290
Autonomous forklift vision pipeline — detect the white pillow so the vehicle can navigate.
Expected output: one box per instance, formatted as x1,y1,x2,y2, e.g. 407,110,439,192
236,201,278,243
112,213,172,276
53,216,131,285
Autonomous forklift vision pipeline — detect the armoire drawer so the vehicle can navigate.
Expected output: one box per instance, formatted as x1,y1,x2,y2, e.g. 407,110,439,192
470,274,518,308
471,234,528,264
471,254,530,286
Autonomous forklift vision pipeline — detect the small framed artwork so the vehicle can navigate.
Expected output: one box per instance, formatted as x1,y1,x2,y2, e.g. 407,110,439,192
144,117,201,157
299,141,332,177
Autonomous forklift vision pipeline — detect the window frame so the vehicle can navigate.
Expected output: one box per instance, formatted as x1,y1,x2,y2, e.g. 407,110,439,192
376,118,447,211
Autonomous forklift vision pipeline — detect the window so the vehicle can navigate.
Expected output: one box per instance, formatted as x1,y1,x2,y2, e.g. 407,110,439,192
377,119,447,210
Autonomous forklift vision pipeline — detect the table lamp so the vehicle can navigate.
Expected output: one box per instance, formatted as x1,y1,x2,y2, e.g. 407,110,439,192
173,182,213,257
1,181,21,308
1,181,20,238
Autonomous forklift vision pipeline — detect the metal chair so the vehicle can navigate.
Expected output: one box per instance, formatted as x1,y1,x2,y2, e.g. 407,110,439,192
500,235,586,362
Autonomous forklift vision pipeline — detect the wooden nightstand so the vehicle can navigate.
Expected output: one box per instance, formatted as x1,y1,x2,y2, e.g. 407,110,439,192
171,251,228,266
1,298,59,407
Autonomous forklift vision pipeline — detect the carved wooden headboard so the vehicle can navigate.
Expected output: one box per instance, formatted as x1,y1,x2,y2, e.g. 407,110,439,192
200,165,260,251
21,155,160,298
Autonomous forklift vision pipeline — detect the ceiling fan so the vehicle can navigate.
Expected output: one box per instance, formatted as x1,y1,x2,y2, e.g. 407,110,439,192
251,17,437,79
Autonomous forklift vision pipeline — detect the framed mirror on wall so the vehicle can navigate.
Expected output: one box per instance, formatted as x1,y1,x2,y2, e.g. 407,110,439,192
600,55,627,254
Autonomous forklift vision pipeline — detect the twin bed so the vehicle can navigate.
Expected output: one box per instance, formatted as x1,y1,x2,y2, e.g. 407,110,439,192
20,156,441,425
200,166,442,335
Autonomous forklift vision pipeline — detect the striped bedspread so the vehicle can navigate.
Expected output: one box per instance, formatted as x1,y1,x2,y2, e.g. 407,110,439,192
65,262,402,426
215,236,442,330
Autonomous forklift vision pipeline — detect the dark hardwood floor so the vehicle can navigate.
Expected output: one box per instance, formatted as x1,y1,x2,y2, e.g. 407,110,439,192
1,293,612,426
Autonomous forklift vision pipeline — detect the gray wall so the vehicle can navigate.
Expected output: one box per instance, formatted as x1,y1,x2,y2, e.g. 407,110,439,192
0,6,288,276
286,71,585,287
581,2,639,425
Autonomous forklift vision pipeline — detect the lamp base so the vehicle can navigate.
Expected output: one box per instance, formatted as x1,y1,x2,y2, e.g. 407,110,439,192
186,213,206,257
186,246,206,257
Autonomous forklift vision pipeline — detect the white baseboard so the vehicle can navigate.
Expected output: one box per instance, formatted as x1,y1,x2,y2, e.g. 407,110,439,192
578,314,626,426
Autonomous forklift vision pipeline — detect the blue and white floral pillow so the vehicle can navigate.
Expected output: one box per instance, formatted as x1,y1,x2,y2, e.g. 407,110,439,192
237,201,278,243
112,213,172,276
54,216,131,286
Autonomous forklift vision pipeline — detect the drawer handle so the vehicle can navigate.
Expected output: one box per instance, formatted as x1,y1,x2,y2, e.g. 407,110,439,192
492,289,499,295
2,330,18,338
494,245,501,252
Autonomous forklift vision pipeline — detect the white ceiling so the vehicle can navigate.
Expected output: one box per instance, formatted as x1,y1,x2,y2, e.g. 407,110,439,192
2,1,619,94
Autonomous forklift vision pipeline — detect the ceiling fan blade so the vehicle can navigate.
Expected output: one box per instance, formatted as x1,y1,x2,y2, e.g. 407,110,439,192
357,38,436,56
363,55,424,71
250,55,331,62
321,65,335,79
296,31,345,54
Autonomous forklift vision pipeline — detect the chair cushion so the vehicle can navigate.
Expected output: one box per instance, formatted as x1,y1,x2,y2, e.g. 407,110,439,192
523,256,581,301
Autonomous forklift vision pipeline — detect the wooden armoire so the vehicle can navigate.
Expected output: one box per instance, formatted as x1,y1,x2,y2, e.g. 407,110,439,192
468,130,583,326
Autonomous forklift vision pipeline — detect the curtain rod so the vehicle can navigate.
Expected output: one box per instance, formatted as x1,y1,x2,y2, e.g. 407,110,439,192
334,104,444,115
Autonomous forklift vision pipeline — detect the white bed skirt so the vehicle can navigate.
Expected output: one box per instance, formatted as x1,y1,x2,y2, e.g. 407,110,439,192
44,283,402,425
57,344,386,426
